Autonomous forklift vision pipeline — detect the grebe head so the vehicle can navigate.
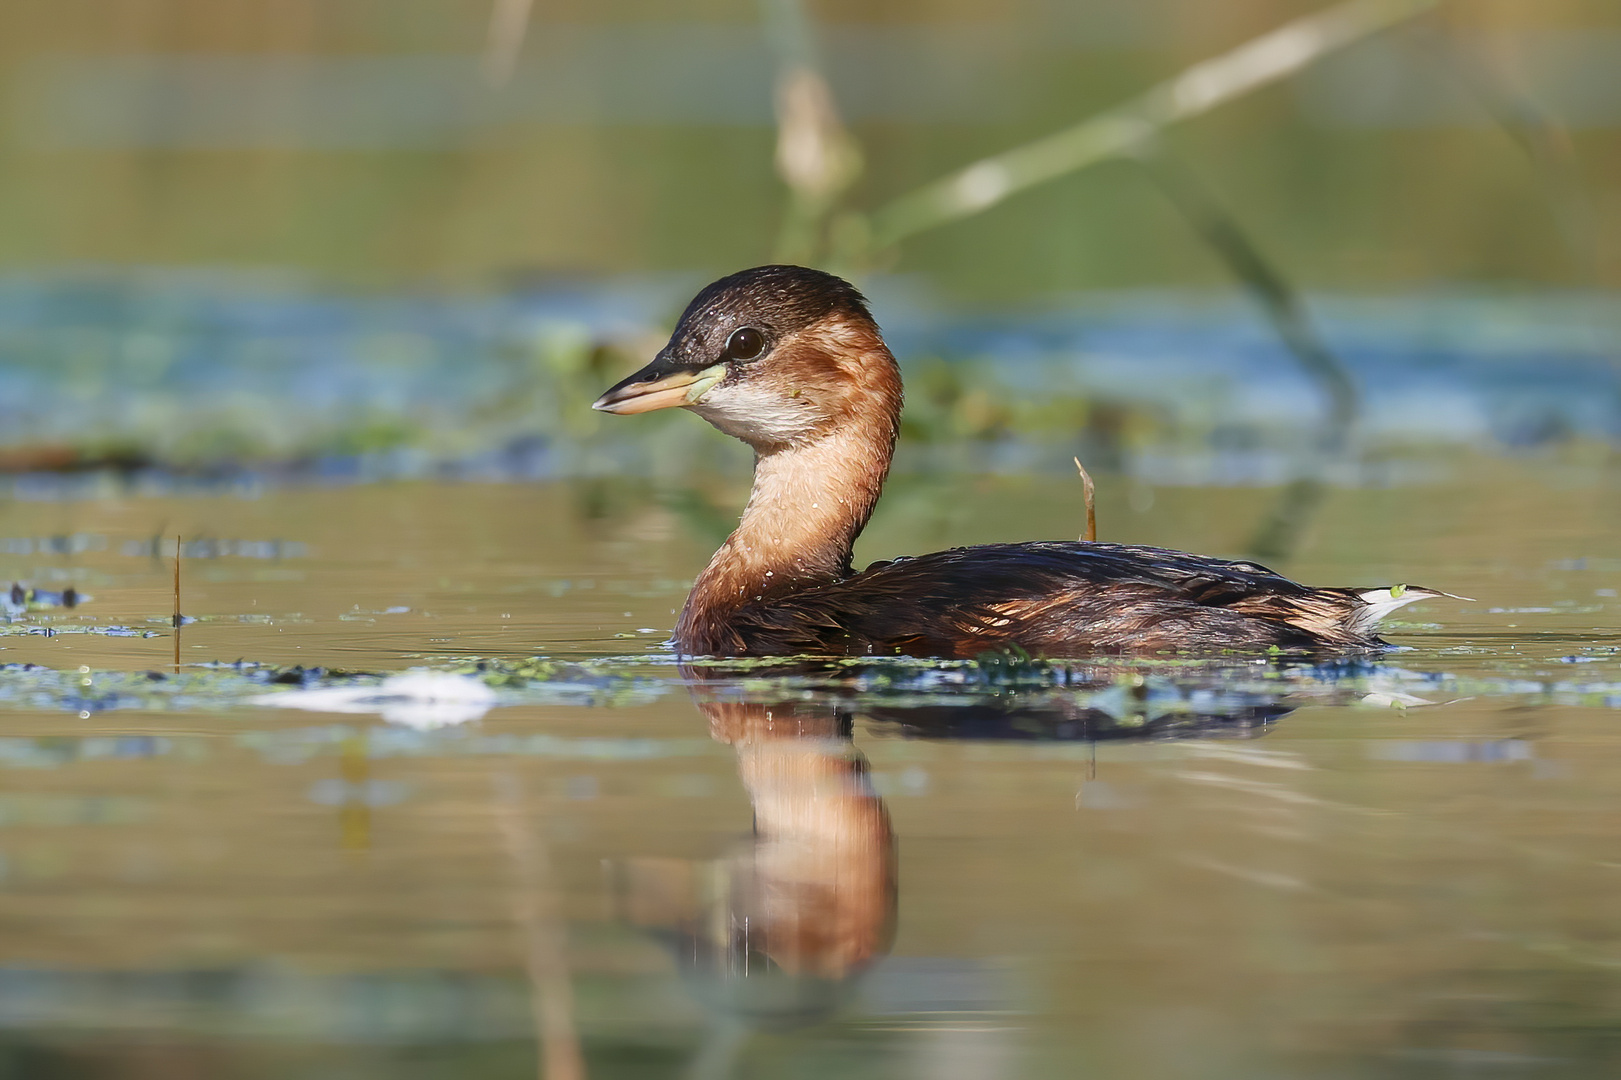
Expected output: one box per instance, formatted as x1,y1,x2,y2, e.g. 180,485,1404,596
592,265,896,450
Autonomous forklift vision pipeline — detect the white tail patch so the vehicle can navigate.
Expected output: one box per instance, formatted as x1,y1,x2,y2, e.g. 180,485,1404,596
1355,584,1471,627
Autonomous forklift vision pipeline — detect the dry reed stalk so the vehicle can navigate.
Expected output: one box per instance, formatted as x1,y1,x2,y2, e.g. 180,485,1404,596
1073,457,1097,542
483,0,535,87
762,0,862,263
861,0,1439,254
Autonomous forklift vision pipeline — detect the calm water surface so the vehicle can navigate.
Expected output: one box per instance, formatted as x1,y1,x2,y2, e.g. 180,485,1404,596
0,453,1618,1079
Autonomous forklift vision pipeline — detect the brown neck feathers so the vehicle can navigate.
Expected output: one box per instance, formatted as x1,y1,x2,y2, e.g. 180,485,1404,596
675,327,901,655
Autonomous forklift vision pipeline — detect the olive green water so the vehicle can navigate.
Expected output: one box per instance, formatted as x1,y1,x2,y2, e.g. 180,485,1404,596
0,453,1618,1079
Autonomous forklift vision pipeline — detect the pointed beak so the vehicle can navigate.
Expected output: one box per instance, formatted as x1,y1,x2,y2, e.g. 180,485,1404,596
592,361,727,415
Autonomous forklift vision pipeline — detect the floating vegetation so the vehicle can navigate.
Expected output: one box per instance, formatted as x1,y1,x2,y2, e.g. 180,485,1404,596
0,658,664,718
0,624,155,638
256,663,665,725
0,641,1617,733
0,663,323,714
664,651,1621,738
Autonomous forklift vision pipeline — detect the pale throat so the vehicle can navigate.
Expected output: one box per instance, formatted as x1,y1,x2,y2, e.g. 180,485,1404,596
694,419,893,608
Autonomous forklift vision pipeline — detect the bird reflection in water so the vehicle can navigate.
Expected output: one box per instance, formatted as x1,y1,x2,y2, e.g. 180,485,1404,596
609,657,1369,1045
611,683,896,1031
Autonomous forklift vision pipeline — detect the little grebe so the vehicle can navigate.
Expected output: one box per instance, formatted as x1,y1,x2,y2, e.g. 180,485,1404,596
594,265,1448,658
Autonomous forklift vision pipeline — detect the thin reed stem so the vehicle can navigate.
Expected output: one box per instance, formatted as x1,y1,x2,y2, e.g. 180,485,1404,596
1133,146,1357,449
482,0,535,87
860,0,1438,255
1073,457,1097,542
172,535,181,672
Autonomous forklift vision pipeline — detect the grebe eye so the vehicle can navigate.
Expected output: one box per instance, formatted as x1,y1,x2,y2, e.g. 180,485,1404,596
725,327,765,361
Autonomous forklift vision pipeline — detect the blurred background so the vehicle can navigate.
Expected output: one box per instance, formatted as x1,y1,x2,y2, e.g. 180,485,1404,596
1,0,1617,486
5,6,1621,1077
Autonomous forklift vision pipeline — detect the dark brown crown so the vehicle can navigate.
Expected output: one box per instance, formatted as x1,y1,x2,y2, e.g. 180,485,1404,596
658,265,874,371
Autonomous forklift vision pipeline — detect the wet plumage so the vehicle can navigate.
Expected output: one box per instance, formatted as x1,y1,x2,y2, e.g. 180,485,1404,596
593,265,1450,659
678,541,1439,658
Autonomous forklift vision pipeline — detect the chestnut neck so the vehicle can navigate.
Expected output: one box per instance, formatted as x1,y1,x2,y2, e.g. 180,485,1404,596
675,358,900,654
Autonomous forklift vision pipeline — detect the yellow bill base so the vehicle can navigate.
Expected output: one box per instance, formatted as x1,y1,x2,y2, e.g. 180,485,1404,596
592,364,725,414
